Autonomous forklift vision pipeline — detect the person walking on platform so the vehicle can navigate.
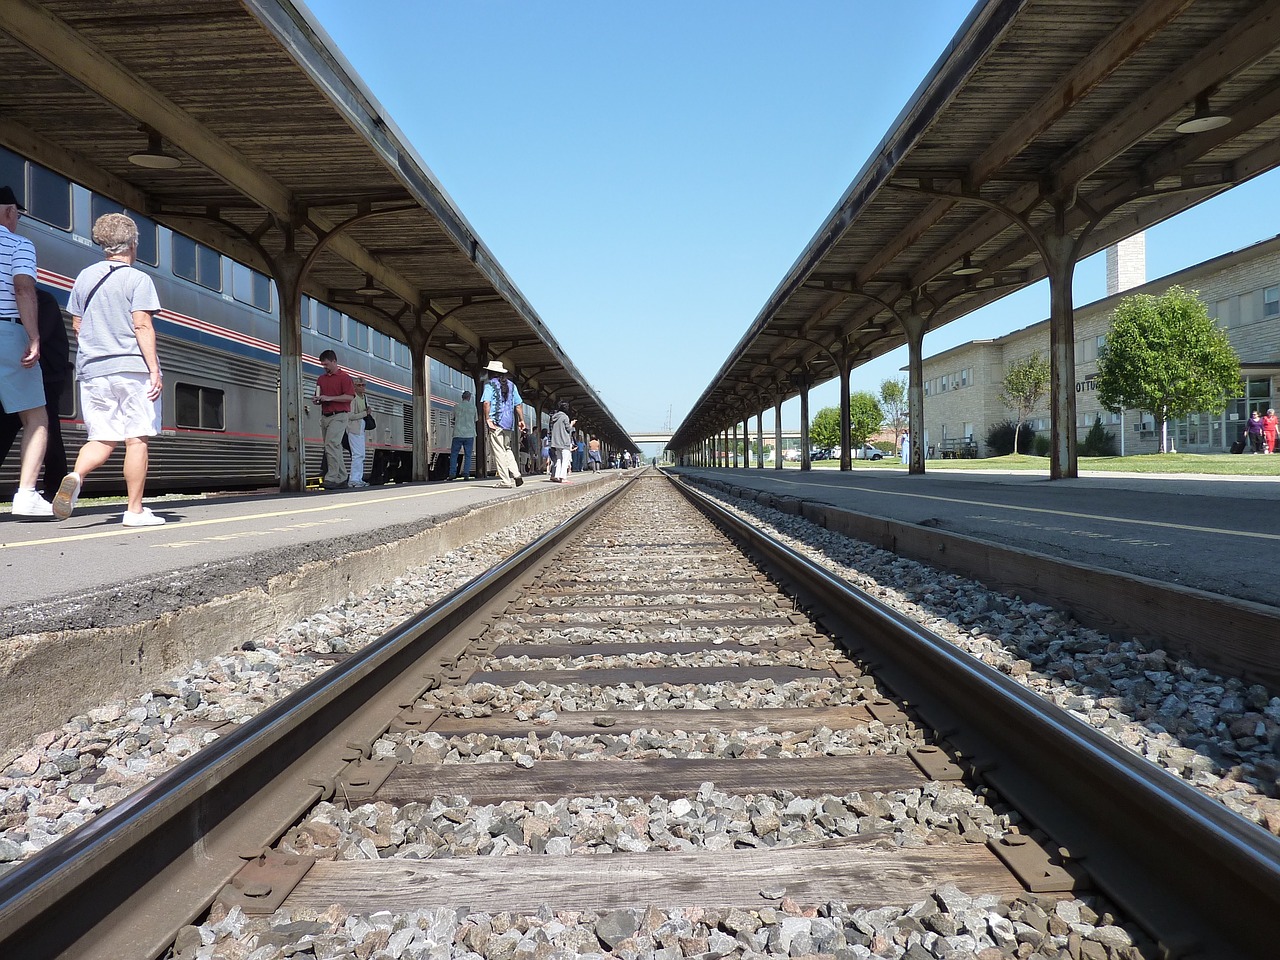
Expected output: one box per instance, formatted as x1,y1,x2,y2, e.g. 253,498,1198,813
481,359,525,488
0,288,67,498
313,349,355,489
0,185,52,517
449,389,477,480
588,436,601,472
549,399,575,483
346,377,370,487
53,213,164,526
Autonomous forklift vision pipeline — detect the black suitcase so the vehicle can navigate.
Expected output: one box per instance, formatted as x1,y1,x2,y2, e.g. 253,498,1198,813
1231,439,1245,454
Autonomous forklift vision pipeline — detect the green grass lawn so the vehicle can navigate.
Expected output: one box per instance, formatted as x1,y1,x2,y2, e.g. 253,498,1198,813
906,452,1278,475
768,453,1280,476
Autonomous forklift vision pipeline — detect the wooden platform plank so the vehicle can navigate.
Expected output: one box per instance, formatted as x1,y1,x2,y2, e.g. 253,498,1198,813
489,639,809,659
471,666,831,687
427,705,875,738
287,842,1024,913
378,756,923,804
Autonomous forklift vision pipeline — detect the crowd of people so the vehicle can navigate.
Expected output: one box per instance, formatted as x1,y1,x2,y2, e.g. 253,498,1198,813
3,184,635,520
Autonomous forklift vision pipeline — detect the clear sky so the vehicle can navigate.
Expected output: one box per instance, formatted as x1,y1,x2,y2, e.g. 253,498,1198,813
304,1,1280,447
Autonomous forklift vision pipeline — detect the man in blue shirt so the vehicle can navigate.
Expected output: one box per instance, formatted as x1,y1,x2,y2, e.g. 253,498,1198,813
481,360,525,488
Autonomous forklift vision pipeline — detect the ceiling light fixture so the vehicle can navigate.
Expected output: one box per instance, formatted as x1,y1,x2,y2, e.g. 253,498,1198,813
1174,94,1231,134
127,129,182,169
353,273,381,296
952,255,982,276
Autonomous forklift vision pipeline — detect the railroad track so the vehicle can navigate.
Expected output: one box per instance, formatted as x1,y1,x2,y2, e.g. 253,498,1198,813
2,470,1279,959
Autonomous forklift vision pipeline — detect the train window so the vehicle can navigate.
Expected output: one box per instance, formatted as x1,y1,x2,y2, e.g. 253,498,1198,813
0,148,25,206
371,330,392,361
319,304,344,340
175,383,225,431
347,319,370,352
172,234,223,291
197,245,221,291
394,341,411,367
90,196,158,265
231,261,271,311
26,165,72,231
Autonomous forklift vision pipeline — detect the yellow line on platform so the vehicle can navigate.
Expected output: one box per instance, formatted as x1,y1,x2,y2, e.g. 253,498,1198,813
0,486,469,551
764,476,1280,543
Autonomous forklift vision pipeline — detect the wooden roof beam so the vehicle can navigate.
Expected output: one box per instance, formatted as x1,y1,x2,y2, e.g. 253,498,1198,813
1049,0,1280,194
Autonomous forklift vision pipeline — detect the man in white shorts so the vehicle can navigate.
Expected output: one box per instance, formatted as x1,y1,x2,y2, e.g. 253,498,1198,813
53,213,165,526
0,184,53,517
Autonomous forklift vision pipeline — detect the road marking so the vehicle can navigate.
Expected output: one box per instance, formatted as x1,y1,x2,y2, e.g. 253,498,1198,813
0,486,471,551
760,476,1280,542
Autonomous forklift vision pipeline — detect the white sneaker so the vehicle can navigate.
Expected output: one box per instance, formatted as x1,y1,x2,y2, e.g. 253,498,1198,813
52,473,81,520
12,488,53,517
122,507,166,527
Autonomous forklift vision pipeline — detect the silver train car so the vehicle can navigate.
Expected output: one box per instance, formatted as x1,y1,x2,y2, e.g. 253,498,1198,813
1,145,478,493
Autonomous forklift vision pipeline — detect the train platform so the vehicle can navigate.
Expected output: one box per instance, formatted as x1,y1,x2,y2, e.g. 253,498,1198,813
0,469,625,640
671,465,1280,611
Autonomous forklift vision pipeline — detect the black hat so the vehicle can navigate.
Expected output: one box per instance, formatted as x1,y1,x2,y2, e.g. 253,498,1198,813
0,186,24,211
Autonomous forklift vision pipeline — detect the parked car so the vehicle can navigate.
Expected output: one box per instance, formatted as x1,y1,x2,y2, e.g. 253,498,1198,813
858,444,885,460
810,448,834,461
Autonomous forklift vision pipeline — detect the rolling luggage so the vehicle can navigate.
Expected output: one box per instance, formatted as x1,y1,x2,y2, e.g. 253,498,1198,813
1231,439,1245,454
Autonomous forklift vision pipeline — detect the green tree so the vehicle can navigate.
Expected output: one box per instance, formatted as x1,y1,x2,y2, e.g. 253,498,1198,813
849,391,884,448
1095,285,1240,453
999,352,1051,455
879,377,909,438
810,406,841,449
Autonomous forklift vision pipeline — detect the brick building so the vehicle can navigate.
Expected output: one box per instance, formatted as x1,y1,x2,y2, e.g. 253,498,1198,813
919,234,1280,457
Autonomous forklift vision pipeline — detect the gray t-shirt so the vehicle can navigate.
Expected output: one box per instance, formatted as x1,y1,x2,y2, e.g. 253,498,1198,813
67,262,161,380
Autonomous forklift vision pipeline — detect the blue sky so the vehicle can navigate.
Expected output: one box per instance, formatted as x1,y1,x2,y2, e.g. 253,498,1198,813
305,1,1280,444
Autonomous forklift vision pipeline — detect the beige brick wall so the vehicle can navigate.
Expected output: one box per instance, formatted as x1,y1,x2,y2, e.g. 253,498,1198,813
922,236,1280,456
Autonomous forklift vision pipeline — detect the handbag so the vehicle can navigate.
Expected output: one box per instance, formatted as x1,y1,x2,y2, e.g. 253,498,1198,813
363,412,376,430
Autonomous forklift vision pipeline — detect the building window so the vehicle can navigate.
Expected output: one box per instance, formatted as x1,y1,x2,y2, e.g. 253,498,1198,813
91,196,159,266
1264,286,1279,318
231,261,271,311
175,383,225,430
172,234,222,291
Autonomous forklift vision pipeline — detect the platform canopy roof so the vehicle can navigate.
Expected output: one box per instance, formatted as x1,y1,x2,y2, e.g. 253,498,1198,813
0,0,634,451
670,0,1280,451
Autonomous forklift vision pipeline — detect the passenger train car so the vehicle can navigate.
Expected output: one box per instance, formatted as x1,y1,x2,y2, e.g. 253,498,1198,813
0,145,481,493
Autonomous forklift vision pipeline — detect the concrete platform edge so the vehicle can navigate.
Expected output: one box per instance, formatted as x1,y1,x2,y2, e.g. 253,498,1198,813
0,478,619,753
686,475,1280,693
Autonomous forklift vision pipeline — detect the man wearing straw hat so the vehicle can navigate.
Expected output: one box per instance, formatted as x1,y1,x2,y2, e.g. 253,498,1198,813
481,359,525,488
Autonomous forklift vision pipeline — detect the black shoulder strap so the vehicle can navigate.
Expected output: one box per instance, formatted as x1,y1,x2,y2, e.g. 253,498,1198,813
80,264,126,316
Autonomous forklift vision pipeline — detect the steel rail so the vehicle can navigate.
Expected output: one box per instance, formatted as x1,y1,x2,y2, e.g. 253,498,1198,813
670,472,1280,960
0,476,634,960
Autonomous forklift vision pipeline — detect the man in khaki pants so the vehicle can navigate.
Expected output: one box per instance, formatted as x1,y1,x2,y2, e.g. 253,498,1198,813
313,349,354,489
